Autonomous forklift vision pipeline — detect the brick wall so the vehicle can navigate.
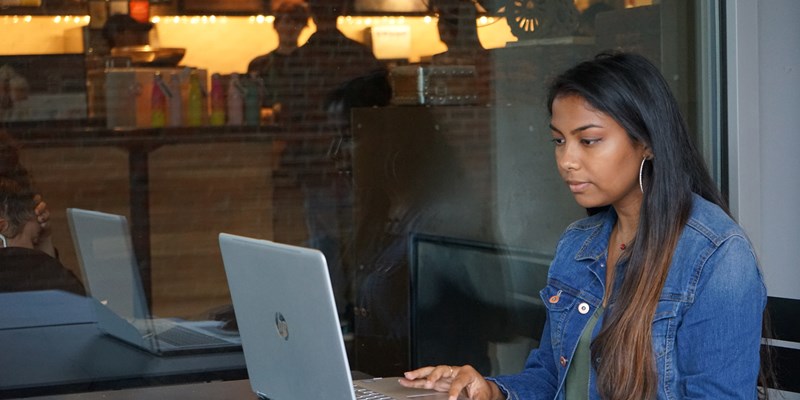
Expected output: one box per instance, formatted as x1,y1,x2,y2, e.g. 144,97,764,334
20,141,273,317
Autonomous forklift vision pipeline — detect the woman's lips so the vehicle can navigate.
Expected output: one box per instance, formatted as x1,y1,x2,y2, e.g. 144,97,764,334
567,181,590,193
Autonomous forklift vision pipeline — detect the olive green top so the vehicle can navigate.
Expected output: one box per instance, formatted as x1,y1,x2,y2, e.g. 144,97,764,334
564,306,604,400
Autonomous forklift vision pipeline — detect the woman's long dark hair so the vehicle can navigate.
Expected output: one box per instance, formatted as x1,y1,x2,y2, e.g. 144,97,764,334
0,177,36,238
547,52,770,399
0,131,32,189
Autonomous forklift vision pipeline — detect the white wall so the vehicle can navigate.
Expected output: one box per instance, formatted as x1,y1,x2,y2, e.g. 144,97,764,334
727,0,800,301
727,1,800,396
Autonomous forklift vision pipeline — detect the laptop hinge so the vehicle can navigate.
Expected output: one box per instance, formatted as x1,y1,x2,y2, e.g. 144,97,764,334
256,391,271,400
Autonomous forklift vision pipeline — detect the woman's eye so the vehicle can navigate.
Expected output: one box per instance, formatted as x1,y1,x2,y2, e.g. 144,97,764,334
581,138,601,145
551,138,565,145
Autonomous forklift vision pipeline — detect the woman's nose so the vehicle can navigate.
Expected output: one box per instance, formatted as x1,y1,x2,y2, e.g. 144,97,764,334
557,143,579,171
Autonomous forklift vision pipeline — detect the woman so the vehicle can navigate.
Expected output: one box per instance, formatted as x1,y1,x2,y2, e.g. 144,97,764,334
1,177,43,249
1,131,54,256
400,52,768,399
1,177,85,296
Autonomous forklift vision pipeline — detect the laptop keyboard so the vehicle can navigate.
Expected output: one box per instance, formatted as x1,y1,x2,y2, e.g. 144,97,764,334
157,325,231,347
354,386,395,400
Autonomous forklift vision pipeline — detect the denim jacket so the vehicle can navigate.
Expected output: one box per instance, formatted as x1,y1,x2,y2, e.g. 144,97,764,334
489,194,766,399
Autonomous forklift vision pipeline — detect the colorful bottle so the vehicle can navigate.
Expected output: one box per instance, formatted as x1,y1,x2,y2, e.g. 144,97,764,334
244,73,261,126
150,72,167,127
167,73,183,126
209,73,226,126
186,70,204,126
227,73,244,126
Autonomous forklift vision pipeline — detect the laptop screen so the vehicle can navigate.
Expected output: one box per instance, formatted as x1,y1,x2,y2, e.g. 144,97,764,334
67,208,149,321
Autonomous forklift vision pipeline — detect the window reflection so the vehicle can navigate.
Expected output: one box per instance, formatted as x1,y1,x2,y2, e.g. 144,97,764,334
0,0,715,395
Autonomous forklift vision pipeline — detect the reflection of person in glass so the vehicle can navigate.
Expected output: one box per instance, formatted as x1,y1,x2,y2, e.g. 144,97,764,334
430,0,485,65
348,103,490,375
428,0,491,103
276,0,386,320
400,52,770,400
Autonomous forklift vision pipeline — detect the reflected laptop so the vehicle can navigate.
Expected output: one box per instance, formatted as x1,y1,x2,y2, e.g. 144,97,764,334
66,208,240,355
219,233,464,400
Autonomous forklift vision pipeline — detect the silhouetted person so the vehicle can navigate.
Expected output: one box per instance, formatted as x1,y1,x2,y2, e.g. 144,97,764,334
247,0,309,109
102,13,153,50
276,0,387,319
429,0,492,103
576,1,614,36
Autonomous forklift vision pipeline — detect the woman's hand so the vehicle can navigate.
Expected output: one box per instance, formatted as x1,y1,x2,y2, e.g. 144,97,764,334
32,194,56,258
398,365,504,400
33,194,50,230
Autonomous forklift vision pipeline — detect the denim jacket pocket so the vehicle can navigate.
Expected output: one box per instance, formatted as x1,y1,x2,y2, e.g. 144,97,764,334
540,284,580,312
539,284,581,348
651,299,679,359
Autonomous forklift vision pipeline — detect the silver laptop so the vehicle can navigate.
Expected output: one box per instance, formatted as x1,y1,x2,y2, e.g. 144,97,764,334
219,233,463,400
66,208,240,355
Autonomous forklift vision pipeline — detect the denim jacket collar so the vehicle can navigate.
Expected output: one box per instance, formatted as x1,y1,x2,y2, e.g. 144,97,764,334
572,208,616,263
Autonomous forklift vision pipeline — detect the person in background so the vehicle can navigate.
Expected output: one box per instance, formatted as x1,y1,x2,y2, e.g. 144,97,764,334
276,0,387,321
280,0,386,128
247,0,309,109
1,132,84,295
0,177,85,296
400,52,771,399
428,0,491,103
101,13,153,50
1,131,54,257
1,178,41,249
430,0,485,65
576,1,614,36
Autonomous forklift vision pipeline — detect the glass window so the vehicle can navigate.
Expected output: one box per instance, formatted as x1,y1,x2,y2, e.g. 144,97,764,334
0,0,722,395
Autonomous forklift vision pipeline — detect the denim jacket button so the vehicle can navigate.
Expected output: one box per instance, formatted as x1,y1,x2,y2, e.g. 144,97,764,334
578,302,590,314
560,356,568,367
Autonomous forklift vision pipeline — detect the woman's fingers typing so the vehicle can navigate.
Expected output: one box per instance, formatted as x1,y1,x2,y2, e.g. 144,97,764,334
400,365,451,390
399,365,500,400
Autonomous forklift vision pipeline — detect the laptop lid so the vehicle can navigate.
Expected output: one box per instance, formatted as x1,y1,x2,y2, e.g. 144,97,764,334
67,208,242,355
66,208,148,321
219,233,355,400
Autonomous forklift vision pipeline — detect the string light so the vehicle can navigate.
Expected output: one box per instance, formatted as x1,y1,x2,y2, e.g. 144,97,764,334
0,14,490,28
1,15,89,24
